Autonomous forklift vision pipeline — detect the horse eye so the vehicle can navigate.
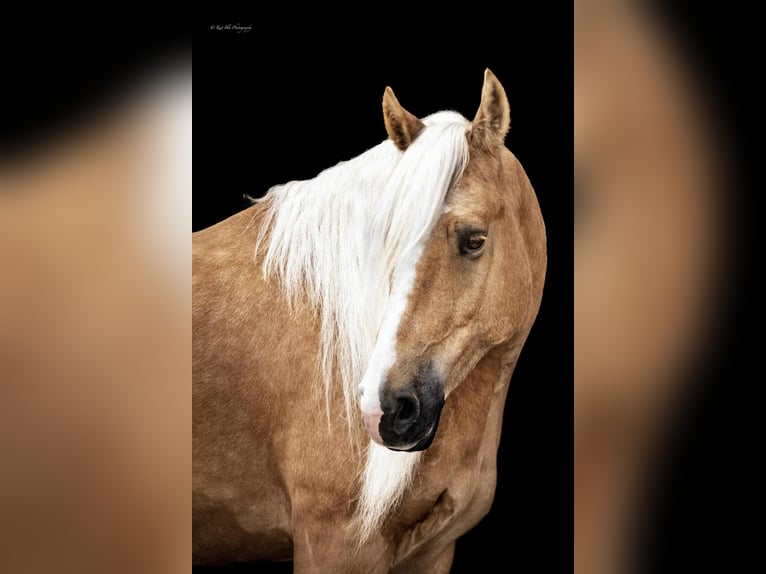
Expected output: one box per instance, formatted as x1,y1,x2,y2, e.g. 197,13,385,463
460,232,487,256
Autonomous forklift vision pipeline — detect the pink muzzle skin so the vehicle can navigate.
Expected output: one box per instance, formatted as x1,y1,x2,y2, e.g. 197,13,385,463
362,410,384,445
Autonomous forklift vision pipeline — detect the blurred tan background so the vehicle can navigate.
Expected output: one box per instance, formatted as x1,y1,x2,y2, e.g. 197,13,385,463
576,0,759,572
0,27,191,574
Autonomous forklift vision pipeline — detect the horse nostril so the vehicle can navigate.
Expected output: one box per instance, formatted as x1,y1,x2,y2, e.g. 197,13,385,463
392,393,420,435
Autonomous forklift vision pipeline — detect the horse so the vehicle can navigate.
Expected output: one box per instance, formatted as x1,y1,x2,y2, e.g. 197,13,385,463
192,69,546,573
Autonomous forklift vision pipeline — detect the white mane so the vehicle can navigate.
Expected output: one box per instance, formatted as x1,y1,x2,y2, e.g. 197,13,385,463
256,110,470,538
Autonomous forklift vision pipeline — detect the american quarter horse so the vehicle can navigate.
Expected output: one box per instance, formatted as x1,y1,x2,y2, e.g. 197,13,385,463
193,69,547,573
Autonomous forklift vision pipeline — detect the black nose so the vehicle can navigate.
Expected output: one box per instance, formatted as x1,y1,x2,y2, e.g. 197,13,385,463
390,391,420,437
378,363,445,451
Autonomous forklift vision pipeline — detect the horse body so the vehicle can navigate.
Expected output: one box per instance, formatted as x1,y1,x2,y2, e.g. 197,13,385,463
193,70,546,572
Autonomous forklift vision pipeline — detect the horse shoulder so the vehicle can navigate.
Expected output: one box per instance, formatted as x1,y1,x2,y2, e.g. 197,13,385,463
192,204,300,563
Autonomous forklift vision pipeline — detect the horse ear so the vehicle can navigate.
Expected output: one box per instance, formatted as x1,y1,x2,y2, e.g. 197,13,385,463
382,86,424,151
471,68,510,149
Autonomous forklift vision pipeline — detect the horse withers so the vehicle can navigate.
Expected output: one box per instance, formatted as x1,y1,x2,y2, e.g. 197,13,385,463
193,69,546,573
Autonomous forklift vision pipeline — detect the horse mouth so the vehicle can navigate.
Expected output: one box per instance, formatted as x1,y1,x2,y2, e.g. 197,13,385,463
401,427,438,452
388,417,441,452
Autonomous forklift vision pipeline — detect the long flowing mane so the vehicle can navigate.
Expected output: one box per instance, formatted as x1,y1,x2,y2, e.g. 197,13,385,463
255,111,470,537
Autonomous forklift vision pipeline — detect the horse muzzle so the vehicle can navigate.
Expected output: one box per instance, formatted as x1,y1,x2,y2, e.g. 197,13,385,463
362,364,445,452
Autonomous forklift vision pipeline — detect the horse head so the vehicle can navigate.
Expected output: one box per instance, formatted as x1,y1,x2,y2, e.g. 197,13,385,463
359,70,546,451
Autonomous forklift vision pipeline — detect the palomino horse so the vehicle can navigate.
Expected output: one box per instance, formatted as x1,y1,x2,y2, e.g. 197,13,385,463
193,69,546,572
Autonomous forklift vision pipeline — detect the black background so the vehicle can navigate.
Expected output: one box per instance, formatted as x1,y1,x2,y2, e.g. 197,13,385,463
194,10,572,573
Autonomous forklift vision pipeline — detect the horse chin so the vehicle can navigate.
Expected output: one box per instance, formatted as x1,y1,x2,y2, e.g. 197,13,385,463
387,418,441,453
402,430,437,452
